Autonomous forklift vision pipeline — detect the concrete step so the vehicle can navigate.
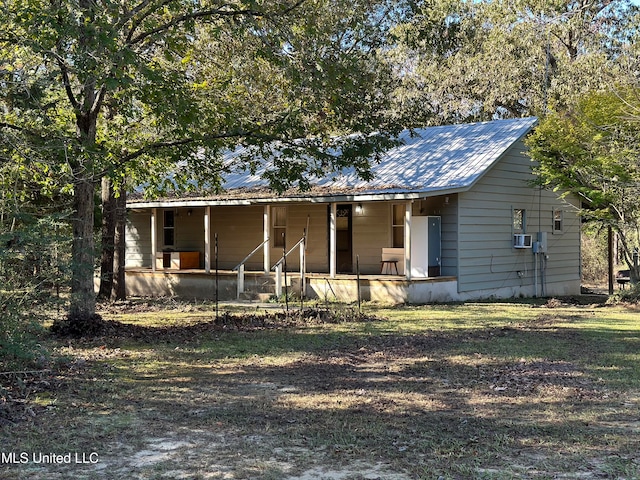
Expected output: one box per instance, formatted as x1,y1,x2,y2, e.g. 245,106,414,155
238,291,274,302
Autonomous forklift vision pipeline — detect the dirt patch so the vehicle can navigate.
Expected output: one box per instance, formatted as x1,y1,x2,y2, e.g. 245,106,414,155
2,304,639,479
292,462,412,480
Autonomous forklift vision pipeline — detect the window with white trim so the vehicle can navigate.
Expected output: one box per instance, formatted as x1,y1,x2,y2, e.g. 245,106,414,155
553,209,563,234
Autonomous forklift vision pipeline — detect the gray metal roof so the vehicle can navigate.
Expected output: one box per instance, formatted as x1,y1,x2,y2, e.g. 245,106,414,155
222,117,538,194
130,117,538,207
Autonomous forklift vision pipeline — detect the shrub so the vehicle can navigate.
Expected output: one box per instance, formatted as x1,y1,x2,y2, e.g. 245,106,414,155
581,226,608,285
0,215,70,371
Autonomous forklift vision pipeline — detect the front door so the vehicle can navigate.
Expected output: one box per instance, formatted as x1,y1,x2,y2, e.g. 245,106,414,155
336,204,352,273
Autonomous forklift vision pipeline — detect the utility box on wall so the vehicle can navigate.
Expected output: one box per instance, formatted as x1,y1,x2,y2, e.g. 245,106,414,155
411,216,441,277
533,231,548,253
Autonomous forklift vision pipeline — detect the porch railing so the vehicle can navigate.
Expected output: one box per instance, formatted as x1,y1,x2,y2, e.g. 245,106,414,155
232,237,269,299
272,231,306,298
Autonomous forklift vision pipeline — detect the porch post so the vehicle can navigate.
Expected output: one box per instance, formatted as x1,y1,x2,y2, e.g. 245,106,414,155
263,205,270,273
204,206,211,273
330,203,337,278
151,208,157,272
405,201,412,280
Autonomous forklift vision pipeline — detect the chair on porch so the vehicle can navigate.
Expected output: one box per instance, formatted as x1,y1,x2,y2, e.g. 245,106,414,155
380,259,399,275
380,248,403,275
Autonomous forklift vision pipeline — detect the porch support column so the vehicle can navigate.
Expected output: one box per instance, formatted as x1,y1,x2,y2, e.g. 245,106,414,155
204,206,211,273
263,205,271,273
329,203,337,278
405,201,412,280
151,208,158,272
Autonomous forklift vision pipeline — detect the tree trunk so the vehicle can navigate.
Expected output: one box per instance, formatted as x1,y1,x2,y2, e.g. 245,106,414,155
113,184,126,301
97,177,115,300
69,178,97,321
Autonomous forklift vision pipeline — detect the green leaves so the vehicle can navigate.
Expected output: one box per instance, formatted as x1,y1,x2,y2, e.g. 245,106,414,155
390,0,638,124
1,0,404,320
527,87,640,268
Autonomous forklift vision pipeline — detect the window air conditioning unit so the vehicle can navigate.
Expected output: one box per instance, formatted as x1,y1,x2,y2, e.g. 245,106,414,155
513,234,533,249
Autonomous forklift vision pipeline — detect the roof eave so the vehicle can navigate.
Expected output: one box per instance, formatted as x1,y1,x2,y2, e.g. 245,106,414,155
127,185,469,209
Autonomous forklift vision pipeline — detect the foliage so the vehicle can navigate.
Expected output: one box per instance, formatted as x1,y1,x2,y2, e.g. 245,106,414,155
580,224,609,284
609,282,640,303
388,0,638,124
526,88,640,280
0,213,70,370
0,0,404,325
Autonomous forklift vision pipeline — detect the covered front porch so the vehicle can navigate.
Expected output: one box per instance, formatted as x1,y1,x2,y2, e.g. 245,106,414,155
124,267,459,304
125,194,457,303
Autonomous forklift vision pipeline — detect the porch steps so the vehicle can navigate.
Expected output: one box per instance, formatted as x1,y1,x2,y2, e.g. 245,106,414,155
238,273,298,301
239,274,278,301
238,291,274,302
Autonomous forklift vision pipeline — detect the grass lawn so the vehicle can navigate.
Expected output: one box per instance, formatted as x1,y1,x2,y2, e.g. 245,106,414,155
1,299,639,479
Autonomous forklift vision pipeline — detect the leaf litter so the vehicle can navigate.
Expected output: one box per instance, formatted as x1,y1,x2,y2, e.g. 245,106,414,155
2,304,639,479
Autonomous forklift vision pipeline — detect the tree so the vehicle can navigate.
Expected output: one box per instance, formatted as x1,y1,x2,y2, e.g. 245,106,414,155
526,88,640,281
0,130,70,367
388,0,638,124
1,0,402,327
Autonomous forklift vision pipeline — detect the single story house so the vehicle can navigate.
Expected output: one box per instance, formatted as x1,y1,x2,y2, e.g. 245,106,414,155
125,117,581,303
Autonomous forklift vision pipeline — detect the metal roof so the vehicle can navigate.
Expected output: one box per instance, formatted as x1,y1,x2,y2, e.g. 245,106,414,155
130,117,538,207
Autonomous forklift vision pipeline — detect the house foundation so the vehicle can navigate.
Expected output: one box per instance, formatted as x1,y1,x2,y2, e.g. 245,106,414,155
125,269,461,304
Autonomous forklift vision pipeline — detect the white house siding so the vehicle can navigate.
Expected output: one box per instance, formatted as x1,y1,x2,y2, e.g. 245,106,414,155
126,211,152,268
353,201,391,274
210,206,264,270
457,141,580,297
173,208,206,253
279,204,328,272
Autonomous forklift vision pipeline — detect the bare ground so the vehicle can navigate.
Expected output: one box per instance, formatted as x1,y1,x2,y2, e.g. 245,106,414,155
2,303,639,479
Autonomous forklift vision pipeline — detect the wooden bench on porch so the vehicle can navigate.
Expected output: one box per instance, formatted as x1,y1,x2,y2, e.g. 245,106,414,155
380,260,399,275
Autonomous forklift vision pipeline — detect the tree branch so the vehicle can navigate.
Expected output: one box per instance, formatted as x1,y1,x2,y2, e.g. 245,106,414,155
116,130,264,165
125,0,307,48
128,6,266,47
123,0,174,44
0,122,48,141
49,51,80,111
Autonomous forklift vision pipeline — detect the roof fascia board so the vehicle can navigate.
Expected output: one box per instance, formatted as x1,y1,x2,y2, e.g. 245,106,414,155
128,186,469,209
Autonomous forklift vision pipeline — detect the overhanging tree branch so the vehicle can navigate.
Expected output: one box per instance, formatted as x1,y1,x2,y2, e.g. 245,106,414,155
51,52,80,111
114,130,260,165
125,0,308,47
128,6,266,46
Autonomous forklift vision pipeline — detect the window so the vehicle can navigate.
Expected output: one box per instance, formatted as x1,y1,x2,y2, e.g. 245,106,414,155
163,210,175,246
512,208,526,233
392,204,405,248
553,209,563,233
272,206,287,248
